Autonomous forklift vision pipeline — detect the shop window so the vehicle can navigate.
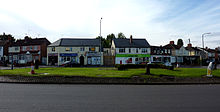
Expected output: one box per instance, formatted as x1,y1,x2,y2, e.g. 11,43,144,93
119,48,125,53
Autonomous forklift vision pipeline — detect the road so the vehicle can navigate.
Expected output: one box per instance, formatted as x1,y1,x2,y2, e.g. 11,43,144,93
0,84,220,112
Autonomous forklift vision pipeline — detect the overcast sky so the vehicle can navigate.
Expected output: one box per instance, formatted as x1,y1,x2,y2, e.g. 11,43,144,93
0,0,220,48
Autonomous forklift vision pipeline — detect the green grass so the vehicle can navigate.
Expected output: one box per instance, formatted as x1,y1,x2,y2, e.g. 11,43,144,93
0,67,220,78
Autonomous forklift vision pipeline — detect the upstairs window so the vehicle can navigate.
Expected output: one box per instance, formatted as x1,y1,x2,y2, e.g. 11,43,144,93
165,49,167,53
15,47,19,51
89,47,95,51
65,47,71,51
119,48,125,53
80,47,84,51
141,48,148,53
52,47,55,52
22,46,26,51
34,46,38,50
136,48,138,53
168,49,171,54
30,46,33,50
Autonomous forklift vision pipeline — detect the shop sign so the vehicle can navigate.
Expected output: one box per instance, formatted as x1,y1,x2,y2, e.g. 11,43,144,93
48,53,58,56
60,53,78,57
116,54,150,57
87,52,101,56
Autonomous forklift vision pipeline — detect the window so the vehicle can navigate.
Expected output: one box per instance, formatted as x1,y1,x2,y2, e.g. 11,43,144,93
141,48,148,53
165,49,167,53
65,48,71,51
15,47,19,51
136,48,138,53
119,48,125,53
30,46,33,50
34,46,38,50
80,47,84,51
23,46,26,51
52,47,55,52
89,47,95,51
168,49,171,54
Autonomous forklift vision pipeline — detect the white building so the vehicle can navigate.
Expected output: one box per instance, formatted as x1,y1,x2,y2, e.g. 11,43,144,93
47,38,103,66
111,36,151,64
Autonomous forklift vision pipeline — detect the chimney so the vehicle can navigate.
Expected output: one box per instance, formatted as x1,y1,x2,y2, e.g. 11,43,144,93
130,35,133,44
187,43,192,48
170,41,174,45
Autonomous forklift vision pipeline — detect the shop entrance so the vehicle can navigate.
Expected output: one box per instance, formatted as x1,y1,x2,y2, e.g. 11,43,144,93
80,56,84,66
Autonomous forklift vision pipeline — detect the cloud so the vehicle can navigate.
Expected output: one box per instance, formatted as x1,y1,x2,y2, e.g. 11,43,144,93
0,0,219,48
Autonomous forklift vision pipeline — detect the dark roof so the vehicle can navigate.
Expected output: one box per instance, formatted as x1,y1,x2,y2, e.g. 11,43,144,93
150,45,171,49
113,38,150,48
163,44,181,49
49,38,100,47
185,47,202,51
12,38,51,46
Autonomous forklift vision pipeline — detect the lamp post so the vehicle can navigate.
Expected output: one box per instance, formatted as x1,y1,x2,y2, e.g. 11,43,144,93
202,32,211,50
201,32,211,65
11,54,13,70
100,17,102,52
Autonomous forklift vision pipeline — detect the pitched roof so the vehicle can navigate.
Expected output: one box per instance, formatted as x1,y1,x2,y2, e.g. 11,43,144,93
49,38,100,47
12,38,51,46
163,44,181,49
113,38,150,48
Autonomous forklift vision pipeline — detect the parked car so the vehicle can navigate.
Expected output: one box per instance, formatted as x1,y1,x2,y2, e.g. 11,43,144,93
61,61,80,67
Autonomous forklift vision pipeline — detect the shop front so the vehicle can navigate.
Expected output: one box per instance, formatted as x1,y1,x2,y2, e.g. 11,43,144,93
151,55,172,65
48,53,58,65
115,54,151,64
59,53,78,65
86,52,101,65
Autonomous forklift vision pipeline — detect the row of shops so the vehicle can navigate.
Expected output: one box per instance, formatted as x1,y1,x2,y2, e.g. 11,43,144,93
48,52,102,66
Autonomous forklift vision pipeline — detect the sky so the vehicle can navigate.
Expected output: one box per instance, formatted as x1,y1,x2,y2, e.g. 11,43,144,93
0,0,220,48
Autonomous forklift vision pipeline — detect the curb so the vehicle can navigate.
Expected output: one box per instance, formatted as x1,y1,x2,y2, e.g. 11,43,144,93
0,75,220,85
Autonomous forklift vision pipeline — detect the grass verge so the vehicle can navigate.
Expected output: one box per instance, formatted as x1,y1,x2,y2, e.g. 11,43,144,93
0,67,219,78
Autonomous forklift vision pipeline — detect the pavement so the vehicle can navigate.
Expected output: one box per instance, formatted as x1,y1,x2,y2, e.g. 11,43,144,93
0,84,220,112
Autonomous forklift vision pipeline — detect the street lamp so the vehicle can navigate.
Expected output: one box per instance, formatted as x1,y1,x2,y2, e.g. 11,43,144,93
202,32,211,50
100,17,102,52
201,32,211,65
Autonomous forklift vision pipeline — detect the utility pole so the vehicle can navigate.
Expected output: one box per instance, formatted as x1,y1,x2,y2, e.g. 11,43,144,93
100,17,102,52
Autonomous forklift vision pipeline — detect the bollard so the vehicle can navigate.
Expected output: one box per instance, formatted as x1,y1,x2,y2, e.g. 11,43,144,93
207,62,213,77
31,63,35,74
146,64,151,75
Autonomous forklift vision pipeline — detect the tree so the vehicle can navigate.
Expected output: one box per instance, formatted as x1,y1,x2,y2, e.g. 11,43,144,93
177,39,184,46
0,32,15,42
106,33,116,41
96,36,109,48
117,32,126,39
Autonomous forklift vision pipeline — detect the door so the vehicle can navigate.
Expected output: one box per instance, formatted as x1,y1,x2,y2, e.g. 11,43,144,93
80,56,84,66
